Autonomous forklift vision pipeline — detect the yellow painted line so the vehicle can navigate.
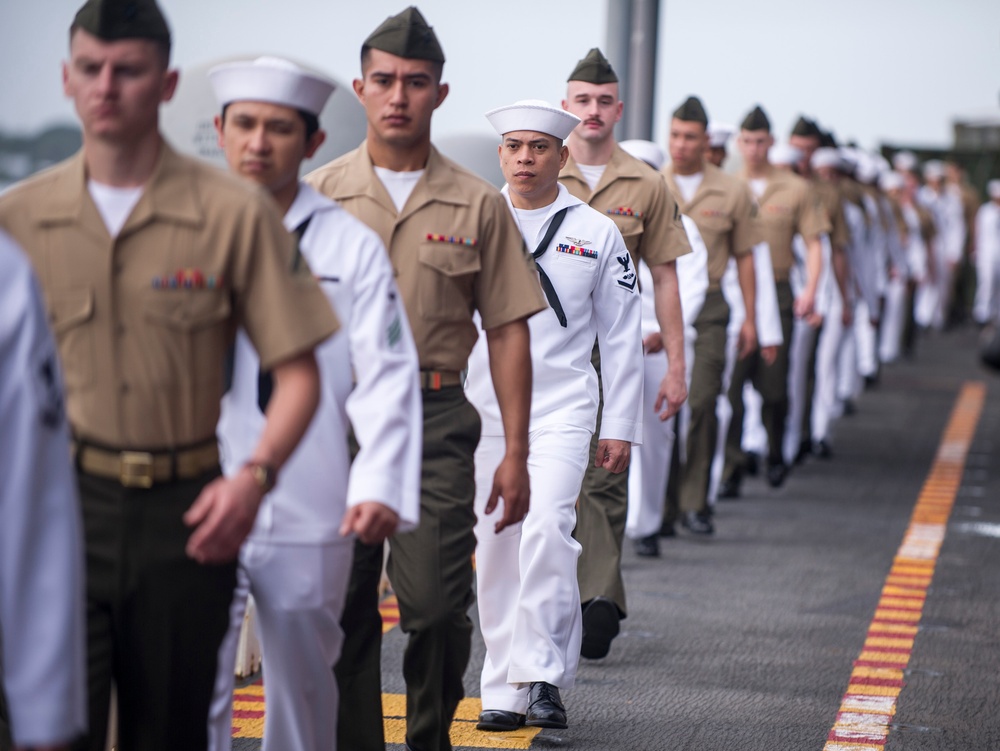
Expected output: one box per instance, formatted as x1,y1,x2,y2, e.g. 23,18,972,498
824,382,985,751
384,695,541,748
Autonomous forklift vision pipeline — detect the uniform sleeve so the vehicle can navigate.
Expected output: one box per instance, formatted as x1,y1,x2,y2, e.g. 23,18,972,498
637,175,693,267
593,225,645,444
230,191,340,370
474,191,547,330
752,241,784,347
798,183,832,241
344,231,423,532
0,242,87,748
730,183,761,258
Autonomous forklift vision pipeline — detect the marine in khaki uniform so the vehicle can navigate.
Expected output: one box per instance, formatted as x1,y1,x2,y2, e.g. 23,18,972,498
557,48,690,661
0,1,338,749
662,95,759,535
722,106,829,492
305,9,545,751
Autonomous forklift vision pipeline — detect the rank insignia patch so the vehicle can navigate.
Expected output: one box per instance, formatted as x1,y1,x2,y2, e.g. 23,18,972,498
152,269,223,289
615,253,636,291
607,207,644,218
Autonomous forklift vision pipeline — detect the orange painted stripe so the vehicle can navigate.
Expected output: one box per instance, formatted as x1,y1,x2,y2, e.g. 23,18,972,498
823,382,985,751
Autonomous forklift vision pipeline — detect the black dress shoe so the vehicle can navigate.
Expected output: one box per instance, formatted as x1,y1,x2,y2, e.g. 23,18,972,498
766,461,788,488
718,475,740,499
813,439,833,459
681,510,714,535
794,438,811,465
476,709,526,732
744,451,760,476
660,521,677,537
526,682,567,729
580,596,620,659
634,534,660,557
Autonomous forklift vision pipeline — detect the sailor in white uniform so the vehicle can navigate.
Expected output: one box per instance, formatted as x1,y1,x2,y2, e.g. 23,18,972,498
205,57,421,751
467,100,643,732
0,230,86,750
618,139,708,557
973,180,1000,325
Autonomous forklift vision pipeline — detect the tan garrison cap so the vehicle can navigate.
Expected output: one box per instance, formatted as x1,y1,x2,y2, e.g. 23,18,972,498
363,6,445,63
71,0,170,45
672,96,708,126
741,105,771,133
567,48,618,84
791,116,821,138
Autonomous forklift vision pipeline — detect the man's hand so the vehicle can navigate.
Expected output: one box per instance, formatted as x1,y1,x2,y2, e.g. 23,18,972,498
594,439,630,474
654,368,687,421
183,469,263,564
760,345,779,365
340,501,399,545
643,331,664,354
737,319,758,360
484,453,530,533
806,311,824,329
794,290,816,319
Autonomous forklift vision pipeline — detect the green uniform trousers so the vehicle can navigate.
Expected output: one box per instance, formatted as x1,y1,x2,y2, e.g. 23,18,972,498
724,281,795,475
573,344,628,616
73,469,236,751
678,290,730,514
336,386,481,751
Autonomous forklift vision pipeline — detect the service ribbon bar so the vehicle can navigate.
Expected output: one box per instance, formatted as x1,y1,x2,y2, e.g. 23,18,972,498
607,207,644,218
426,233,478,247
556,244,599,259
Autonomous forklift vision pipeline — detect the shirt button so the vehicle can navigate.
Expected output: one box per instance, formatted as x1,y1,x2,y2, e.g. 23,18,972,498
115,323,126,336
113,262,125,274
120,383,130,395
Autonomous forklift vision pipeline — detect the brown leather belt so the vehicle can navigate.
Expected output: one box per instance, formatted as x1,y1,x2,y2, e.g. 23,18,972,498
419,370,462,391
73,440,220,488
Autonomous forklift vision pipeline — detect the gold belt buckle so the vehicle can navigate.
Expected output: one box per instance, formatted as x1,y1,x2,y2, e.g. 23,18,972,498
120,451,155,488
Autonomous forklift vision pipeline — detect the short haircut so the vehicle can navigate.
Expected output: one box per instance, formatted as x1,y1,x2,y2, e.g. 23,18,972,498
69,25,171,68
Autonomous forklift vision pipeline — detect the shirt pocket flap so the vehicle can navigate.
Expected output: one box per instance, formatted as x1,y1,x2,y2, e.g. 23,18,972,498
145,290,232,331
418,242,482,277
49,288,94,335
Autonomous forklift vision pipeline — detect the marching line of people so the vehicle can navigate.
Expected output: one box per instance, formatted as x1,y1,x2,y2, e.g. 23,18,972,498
2,2,999,751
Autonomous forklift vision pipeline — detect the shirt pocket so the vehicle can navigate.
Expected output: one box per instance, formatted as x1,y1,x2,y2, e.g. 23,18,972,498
144,289,232,387
49,288,96,391
417,241,481,322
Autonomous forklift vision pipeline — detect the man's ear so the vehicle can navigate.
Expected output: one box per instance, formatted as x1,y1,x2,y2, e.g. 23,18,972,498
214,114,224,148
352,78,365,103
434,82,449,110
305,130,327,159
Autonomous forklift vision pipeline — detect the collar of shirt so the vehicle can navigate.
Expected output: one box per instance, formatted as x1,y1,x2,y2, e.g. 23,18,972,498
326,141,471,222
500,182,584,228
560,143,650,198
285,181,338,232
35,141,203,237
663,160,728,210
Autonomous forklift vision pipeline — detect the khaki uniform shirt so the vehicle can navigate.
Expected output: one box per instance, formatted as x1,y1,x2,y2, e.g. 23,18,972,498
663,162,758,288
744,167,831,281
559,144,691,269
812,177,851,252
0,143,338,449
305,143,545,372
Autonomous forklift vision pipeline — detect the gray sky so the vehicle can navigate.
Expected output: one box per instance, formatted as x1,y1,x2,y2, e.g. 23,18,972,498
2,0,998,150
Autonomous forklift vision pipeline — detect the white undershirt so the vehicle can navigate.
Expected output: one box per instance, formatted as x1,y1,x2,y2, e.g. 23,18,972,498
512,205,551,250
673,172,703,204
88,180,143,237
576,163,607,192
749,177,767,198
374,166,424,213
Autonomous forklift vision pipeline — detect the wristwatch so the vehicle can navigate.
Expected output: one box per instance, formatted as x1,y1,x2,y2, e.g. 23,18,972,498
243,461,277,493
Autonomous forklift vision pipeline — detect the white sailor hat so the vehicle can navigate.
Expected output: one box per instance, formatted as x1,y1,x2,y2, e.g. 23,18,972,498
878,171,906,193
769,142,802,166
707,121,735,149
485,99,581,140
811,147,843,171
892,150,918,172
620,139,665,170
208,56,336,116
922,160,945,180
988,179,1000,199
854,152,879,185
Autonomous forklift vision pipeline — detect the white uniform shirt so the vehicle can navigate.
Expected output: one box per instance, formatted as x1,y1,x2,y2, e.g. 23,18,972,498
217,184,422,542
722,241,783,347
466,183,643,443
640,214,708,337
0,230,86,747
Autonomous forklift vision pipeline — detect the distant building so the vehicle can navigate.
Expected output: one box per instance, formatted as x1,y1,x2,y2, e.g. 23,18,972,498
953,108,1000,151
